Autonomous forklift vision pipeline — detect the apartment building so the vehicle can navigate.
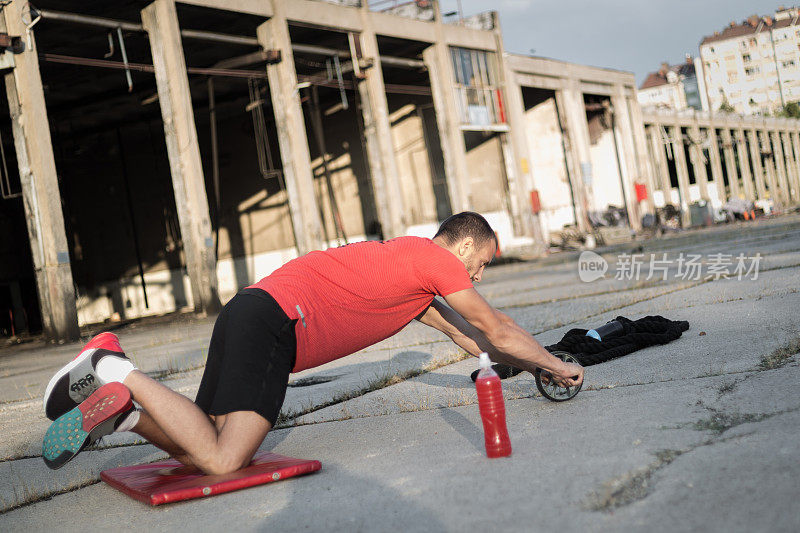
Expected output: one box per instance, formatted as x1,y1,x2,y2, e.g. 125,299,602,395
699,7,800,114
638,56,707,111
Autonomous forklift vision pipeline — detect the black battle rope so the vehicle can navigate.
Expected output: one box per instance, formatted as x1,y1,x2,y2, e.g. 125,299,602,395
470,315,690,382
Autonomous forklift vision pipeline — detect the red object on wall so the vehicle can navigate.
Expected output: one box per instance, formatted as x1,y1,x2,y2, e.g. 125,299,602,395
635,183,648,202
496,89,506,123
530,190,541,214
101,451,321,505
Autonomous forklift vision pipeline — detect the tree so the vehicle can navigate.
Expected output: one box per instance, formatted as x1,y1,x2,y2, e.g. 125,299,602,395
718,98,735,113
776,101,800,118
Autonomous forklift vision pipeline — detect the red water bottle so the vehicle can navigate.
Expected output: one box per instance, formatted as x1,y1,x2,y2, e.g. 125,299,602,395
475,353,512,458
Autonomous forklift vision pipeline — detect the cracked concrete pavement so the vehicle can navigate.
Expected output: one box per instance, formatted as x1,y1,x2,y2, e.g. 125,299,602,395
1,215,799,531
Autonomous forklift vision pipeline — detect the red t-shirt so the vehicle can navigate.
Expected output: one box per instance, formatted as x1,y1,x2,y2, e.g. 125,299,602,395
248,236,473,372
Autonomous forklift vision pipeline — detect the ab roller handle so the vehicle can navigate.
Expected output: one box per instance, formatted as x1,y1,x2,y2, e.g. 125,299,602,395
534,351,583,402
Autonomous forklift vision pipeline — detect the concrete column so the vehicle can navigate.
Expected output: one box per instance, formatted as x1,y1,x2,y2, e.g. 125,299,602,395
669,124,692,227
1,5,79,341
782,130,799,204
422,44,470,214
791,131,800,202
706,127,726,204
501,75,543,242
687,124,709,201
556,84,594,232
492,15,533,239
647,124,671,194
142,0,219,314
256,10,325,254
770,130,790,206
780,131,798,204
748,129,767,200
736,129,756,201
720,129,741,199
553,89,588,232
758,130,778,203
611,88,642,230
626,94,657,215
355,16,405,237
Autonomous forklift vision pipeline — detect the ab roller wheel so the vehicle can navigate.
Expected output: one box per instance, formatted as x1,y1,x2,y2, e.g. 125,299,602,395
534,350,583,402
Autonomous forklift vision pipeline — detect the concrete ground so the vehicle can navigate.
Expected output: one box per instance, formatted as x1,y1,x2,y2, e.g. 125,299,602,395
1,215,799,532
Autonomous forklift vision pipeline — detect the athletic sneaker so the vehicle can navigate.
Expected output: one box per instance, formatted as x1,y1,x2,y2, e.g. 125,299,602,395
43,332,131,421
42,382,134,470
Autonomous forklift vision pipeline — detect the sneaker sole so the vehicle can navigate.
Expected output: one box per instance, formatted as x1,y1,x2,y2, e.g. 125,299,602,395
42,382,132,470
42,333,124,421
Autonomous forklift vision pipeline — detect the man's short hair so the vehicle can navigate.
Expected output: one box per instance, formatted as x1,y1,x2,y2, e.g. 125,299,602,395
433,211,496,250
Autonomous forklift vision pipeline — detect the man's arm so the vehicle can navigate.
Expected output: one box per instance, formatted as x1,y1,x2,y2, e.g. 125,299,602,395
417,290,582,386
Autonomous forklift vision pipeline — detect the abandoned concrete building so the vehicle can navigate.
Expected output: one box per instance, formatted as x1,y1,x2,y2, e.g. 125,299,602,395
1,0,799,342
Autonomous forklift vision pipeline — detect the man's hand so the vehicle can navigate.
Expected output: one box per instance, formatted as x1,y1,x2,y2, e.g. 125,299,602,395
547,361,584,388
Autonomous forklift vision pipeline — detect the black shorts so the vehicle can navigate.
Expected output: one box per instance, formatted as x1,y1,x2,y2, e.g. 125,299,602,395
195,288,296,426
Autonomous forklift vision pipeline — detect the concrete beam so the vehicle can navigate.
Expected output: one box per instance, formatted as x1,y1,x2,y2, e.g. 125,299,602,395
357,16,406,237
287,0,363,32
507,54,636,88
369,12,435,43
1,4,79,341
142,0,220,314
257,9,325,255
422,44,470,214
580,81,614,97
439,22,497,50
642,110,798,131
513,72,564,92
177,0,271,16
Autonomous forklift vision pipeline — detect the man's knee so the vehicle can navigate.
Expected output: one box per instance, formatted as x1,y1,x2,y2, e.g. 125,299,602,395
196,449,253,475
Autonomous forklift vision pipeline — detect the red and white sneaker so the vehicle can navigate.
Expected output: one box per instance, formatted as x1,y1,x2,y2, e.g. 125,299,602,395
43,332,132,421
42,382,134,470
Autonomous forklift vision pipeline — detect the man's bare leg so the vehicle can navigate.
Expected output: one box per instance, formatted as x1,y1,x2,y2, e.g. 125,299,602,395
123,370,271,474
133,410,194,467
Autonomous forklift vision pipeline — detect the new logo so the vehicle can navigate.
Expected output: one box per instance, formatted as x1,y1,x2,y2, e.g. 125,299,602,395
578,251,608,282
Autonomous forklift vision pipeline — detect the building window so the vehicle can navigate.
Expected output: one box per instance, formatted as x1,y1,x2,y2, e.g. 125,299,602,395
449,47,503,126
744,66,761,76
782,59,796,68
743,53,751,62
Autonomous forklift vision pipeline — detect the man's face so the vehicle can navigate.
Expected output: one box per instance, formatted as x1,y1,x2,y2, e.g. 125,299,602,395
458,237,496,283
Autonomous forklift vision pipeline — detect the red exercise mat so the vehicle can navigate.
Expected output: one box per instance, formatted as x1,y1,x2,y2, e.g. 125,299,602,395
101,451,321,505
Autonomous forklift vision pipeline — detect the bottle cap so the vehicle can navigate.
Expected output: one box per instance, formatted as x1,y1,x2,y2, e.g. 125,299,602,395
478,352,491,369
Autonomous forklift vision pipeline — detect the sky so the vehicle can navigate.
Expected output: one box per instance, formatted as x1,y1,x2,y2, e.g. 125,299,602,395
440,0,786,86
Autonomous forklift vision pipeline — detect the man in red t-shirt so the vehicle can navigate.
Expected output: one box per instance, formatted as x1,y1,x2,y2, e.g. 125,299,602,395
43,212,583,472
